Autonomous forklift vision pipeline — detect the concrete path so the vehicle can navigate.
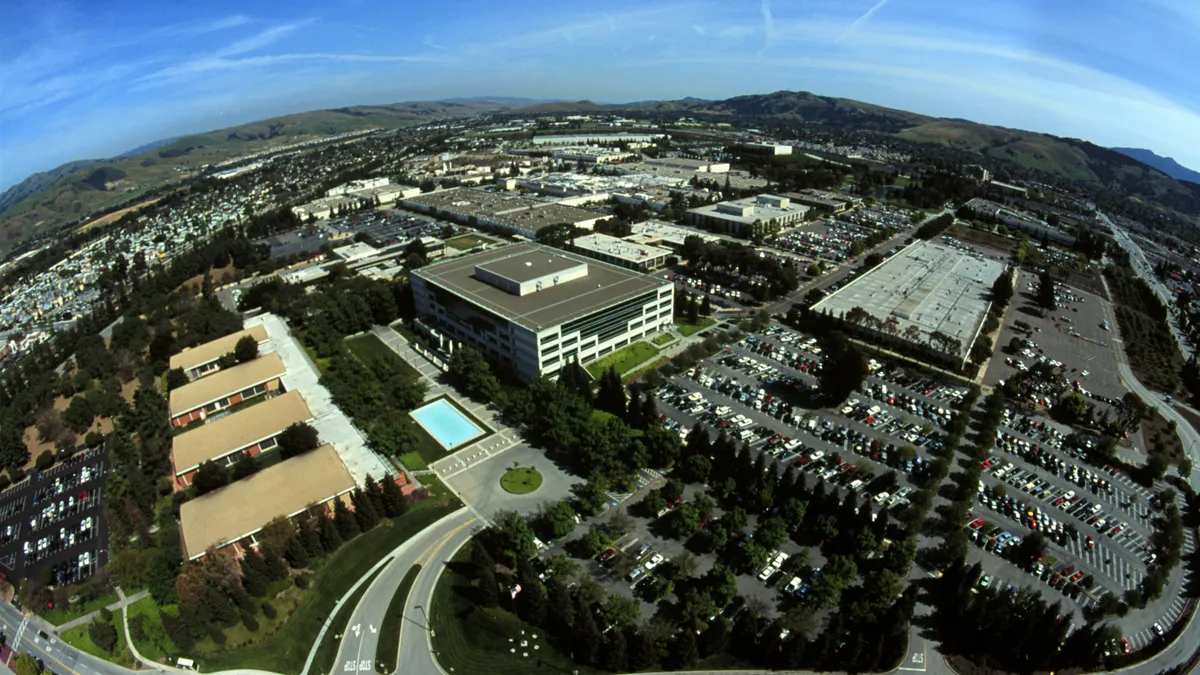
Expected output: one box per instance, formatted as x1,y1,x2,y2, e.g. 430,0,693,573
52,589,149,634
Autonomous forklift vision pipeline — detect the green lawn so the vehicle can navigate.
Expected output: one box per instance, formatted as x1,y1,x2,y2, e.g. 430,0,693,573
585,341,661,379
675,317,716,337
346,334,422,382
376,565,421,672
651,333,675,346
431,546,597,675
61,619,135,667
445,234,488,251
124,597,179,662
398,450,428,470
499,467,543,495
196,501,461,674
42,590,118,626
312,565,388,675
304,345,331,372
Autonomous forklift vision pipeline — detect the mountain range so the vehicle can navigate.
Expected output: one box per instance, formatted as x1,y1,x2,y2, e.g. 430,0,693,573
1111,148,1200,184
2,90,1199,257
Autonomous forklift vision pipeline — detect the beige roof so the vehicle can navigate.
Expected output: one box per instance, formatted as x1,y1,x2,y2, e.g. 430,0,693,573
170,326,269,372
172,391,313,474
180,445,355,559
169,352,286,416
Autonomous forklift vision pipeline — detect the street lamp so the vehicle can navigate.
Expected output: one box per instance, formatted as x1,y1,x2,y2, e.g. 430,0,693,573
414,605,434,636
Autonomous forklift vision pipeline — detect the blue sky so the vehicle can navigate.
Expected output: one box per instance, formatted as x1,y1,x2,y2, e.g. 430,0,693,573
3,0,1200,191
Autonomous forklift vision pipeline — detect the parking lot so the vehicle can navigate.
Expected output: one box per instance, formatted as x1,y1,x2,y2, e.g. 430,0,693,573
0,444,110,590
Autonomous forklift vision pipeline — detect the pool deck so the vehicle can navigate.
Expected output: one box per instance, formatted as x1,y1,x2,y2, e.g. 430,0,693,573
410,398,486,450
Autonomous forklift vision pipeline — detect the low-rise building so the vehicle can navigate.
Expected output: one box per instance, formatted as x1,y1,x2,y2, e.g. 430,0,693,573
688,194,809,238
169,353,287,427
169,326,270,380
742,142,793,155
402,188,611,239
170,390,313,490
179,444,356,560
626,220,721,250
569,233,671,272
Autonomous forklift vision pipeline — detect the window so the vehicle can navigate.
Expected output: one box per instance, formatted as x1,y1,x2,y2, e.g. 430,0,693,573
204,399,230,414
260,436,279,450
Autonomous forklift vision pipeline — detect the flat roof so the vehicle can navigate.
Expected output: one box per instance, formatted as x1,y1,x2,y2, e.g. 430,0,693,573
477,249,583,283
688,195,809,226
169,352,286,415
179,444,355,559
171,390,313,473
415,242,669,332
813,240,1004,360
572,233,671,263
169,326,268,372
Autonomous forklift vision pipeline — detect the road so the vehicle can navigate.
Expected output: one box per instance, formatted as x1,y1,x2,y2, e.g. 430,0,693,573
0,602,130,675
1102,216,1193,361
330,509,477,675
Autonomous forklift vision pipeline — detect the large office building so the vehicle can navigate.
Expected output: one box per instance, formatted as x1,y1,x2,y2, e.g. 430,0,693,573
568,233,671,272
688,194,809,238
812,240,1005,367
411,243,673,380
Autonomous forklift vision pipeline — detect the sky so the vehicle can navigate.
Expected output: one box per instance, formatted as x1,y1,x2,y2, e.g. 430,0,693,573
3,0,1200,191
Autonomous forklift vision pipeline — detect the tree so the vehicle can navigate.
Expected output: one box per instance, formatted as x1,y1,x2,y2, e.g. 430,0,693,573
234,335,259,364
573,600,602,665
62,396,95,434
490,511,537,566
278,422,320,459
596,367,627,416
352,488,382,531
1038,268,1056,310
12,654,40,675
604,628,628,672
88,619,119,653
471,540,499,608
539,500,577,540
380,477,408,518
700,294,713,316
1052,393,1088,425
193,461,229,495
166,368,190,391
284,534,310,569
671,629,699,669
240,549,270,597
333,499,361,540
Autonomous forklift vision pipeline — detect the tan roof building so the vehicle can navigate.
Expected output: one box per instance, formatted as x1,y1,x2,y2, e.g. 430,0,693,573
170,326,270,378
180,445,356,560
169,352,286,422
171,390,313,476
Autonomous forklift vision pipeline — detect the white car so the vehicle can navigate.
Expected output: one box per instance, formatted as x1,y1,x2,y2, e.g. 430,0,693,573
758,565,777,581
644,554,665,571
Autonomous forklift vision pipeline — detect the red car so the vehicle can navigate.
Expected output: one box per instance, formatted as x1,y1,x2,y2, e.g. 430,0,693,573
1121,638,1130,654
969,518,984,529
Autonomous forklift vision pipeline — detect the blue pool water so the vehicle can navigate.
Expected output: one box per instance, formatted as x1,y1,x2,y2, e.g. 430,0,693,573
410,399,484,450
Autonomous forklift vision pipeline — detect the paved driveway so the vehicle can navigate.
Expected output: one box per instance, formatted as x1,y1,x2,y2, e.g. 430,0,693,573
445,445,581,520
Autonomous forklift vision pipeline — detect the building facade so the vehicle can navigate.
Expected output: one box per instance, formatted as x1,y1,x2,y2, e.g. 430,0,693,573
688,194,809,238
411,243,673,380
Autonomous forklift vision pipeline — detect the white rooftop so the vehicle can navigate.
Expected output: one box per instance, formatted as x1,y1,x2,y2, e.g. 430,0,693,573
571,233,671,264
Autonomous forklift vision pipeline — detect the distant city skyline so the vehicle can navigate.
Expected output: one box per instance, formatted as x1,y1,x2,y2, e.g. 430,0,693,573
3,0,1200,190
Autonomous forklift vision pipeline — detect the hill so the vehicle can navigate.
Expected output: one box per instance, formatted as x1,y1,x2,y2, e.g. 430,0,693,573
1112,148,1200,184
511,100,608,114
0,99,517,256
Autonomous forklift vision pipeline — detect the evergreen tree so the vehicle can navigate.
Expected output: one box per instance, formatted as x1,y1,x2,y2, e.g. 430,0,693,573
239,549,269,597
628,628,659,670
193,460,229,495
604,628,628,672
318,510,344,552
700,294,713,316
699,616,730,657
301,520,326,558
263,548,289,581
573,600,602,665
558,361,594,406
380,477,407,518
334,499,361,540
546,578,575,637
284,535,310,569
516,579,548,625
471,540,499,608
672,629,699,669
362,475,385,518
206,586,239,626
351,488,382,531
596,367,627,416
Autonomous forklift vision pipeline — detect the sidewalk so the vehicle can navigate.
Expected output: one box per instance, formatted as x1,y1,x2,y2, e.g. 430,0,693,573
53,589,149,634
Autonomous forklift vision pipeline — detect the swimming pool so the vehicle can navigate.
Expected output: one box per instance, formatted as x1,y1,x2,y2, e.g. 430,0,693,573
409,399,485,450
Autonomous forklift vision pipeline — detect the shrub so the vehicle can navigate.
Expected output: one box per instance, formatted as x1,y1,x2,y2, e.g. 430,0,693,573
261,602,277,620
35,451,55,471
295,574,311,589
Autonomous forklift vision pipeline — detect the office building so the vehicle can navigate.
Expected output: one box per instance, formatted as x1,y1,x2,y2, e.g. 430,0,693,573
169,353,287,427
569,233,671,272
169,326,270,380
688,194,809,237
411,243,673,380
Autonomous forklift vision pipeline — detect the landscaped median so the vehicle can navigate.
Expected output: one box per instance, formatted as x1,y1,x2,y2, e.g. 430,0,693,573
585,341,661,379
311,564,389,674
375,565,421,672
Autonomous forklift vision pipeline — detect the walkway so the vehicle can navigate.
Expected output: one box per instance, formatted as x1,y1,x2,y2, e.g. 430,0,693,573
53,590,149,635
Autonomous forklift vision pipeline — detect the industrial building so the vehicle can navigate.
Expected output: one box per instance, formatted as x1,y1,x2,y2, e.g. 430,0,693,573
411,243,673,380
169,352,287,427
179,444,356,560
812,240,1005,367
964,198,1077,246
626,220,721,250
170,326,270,380
402,188,611,239
569,233,671,272
688,194,809,238
784,189,861,214
170,390,313,490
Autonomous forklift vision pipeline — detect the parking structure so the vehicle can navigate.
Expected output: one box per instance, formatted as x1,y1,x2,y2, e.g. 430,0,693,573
0,444,110,591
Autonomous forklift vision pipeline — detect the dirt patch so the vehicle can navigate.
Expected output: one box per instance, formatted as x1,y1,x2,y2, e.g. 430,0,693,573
176,264,240,295
1141,407,1184,465
1058,267,1105,298
79,197,163,232
948,224,1015,254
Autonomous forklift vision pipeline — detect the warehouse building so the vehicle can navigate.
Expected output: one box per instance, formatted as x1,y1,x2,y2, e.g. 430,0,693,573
688,194,809,238
179,444,356,560
170,390,313,490
569,233,671,272
169,326,270,380
402,188,611,239
411,243,673,380
169,353,287,428
812,240,1004,367
626,220,721,250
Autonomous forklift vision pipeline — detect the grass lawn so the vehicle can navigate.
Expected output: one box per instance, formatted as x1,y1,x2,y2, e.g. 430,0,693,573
42,590,119,626
303,345,331,373
499,467,542,494
675,317,716,337
431,546,597,675
62,619,135,667
651,333,675,346
312,565,388,675
585,341,661,379
375,565,421,672
125,597,179,662
445,234,488,251
346,334,422,382
196,500,461,674
398,450,428,471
